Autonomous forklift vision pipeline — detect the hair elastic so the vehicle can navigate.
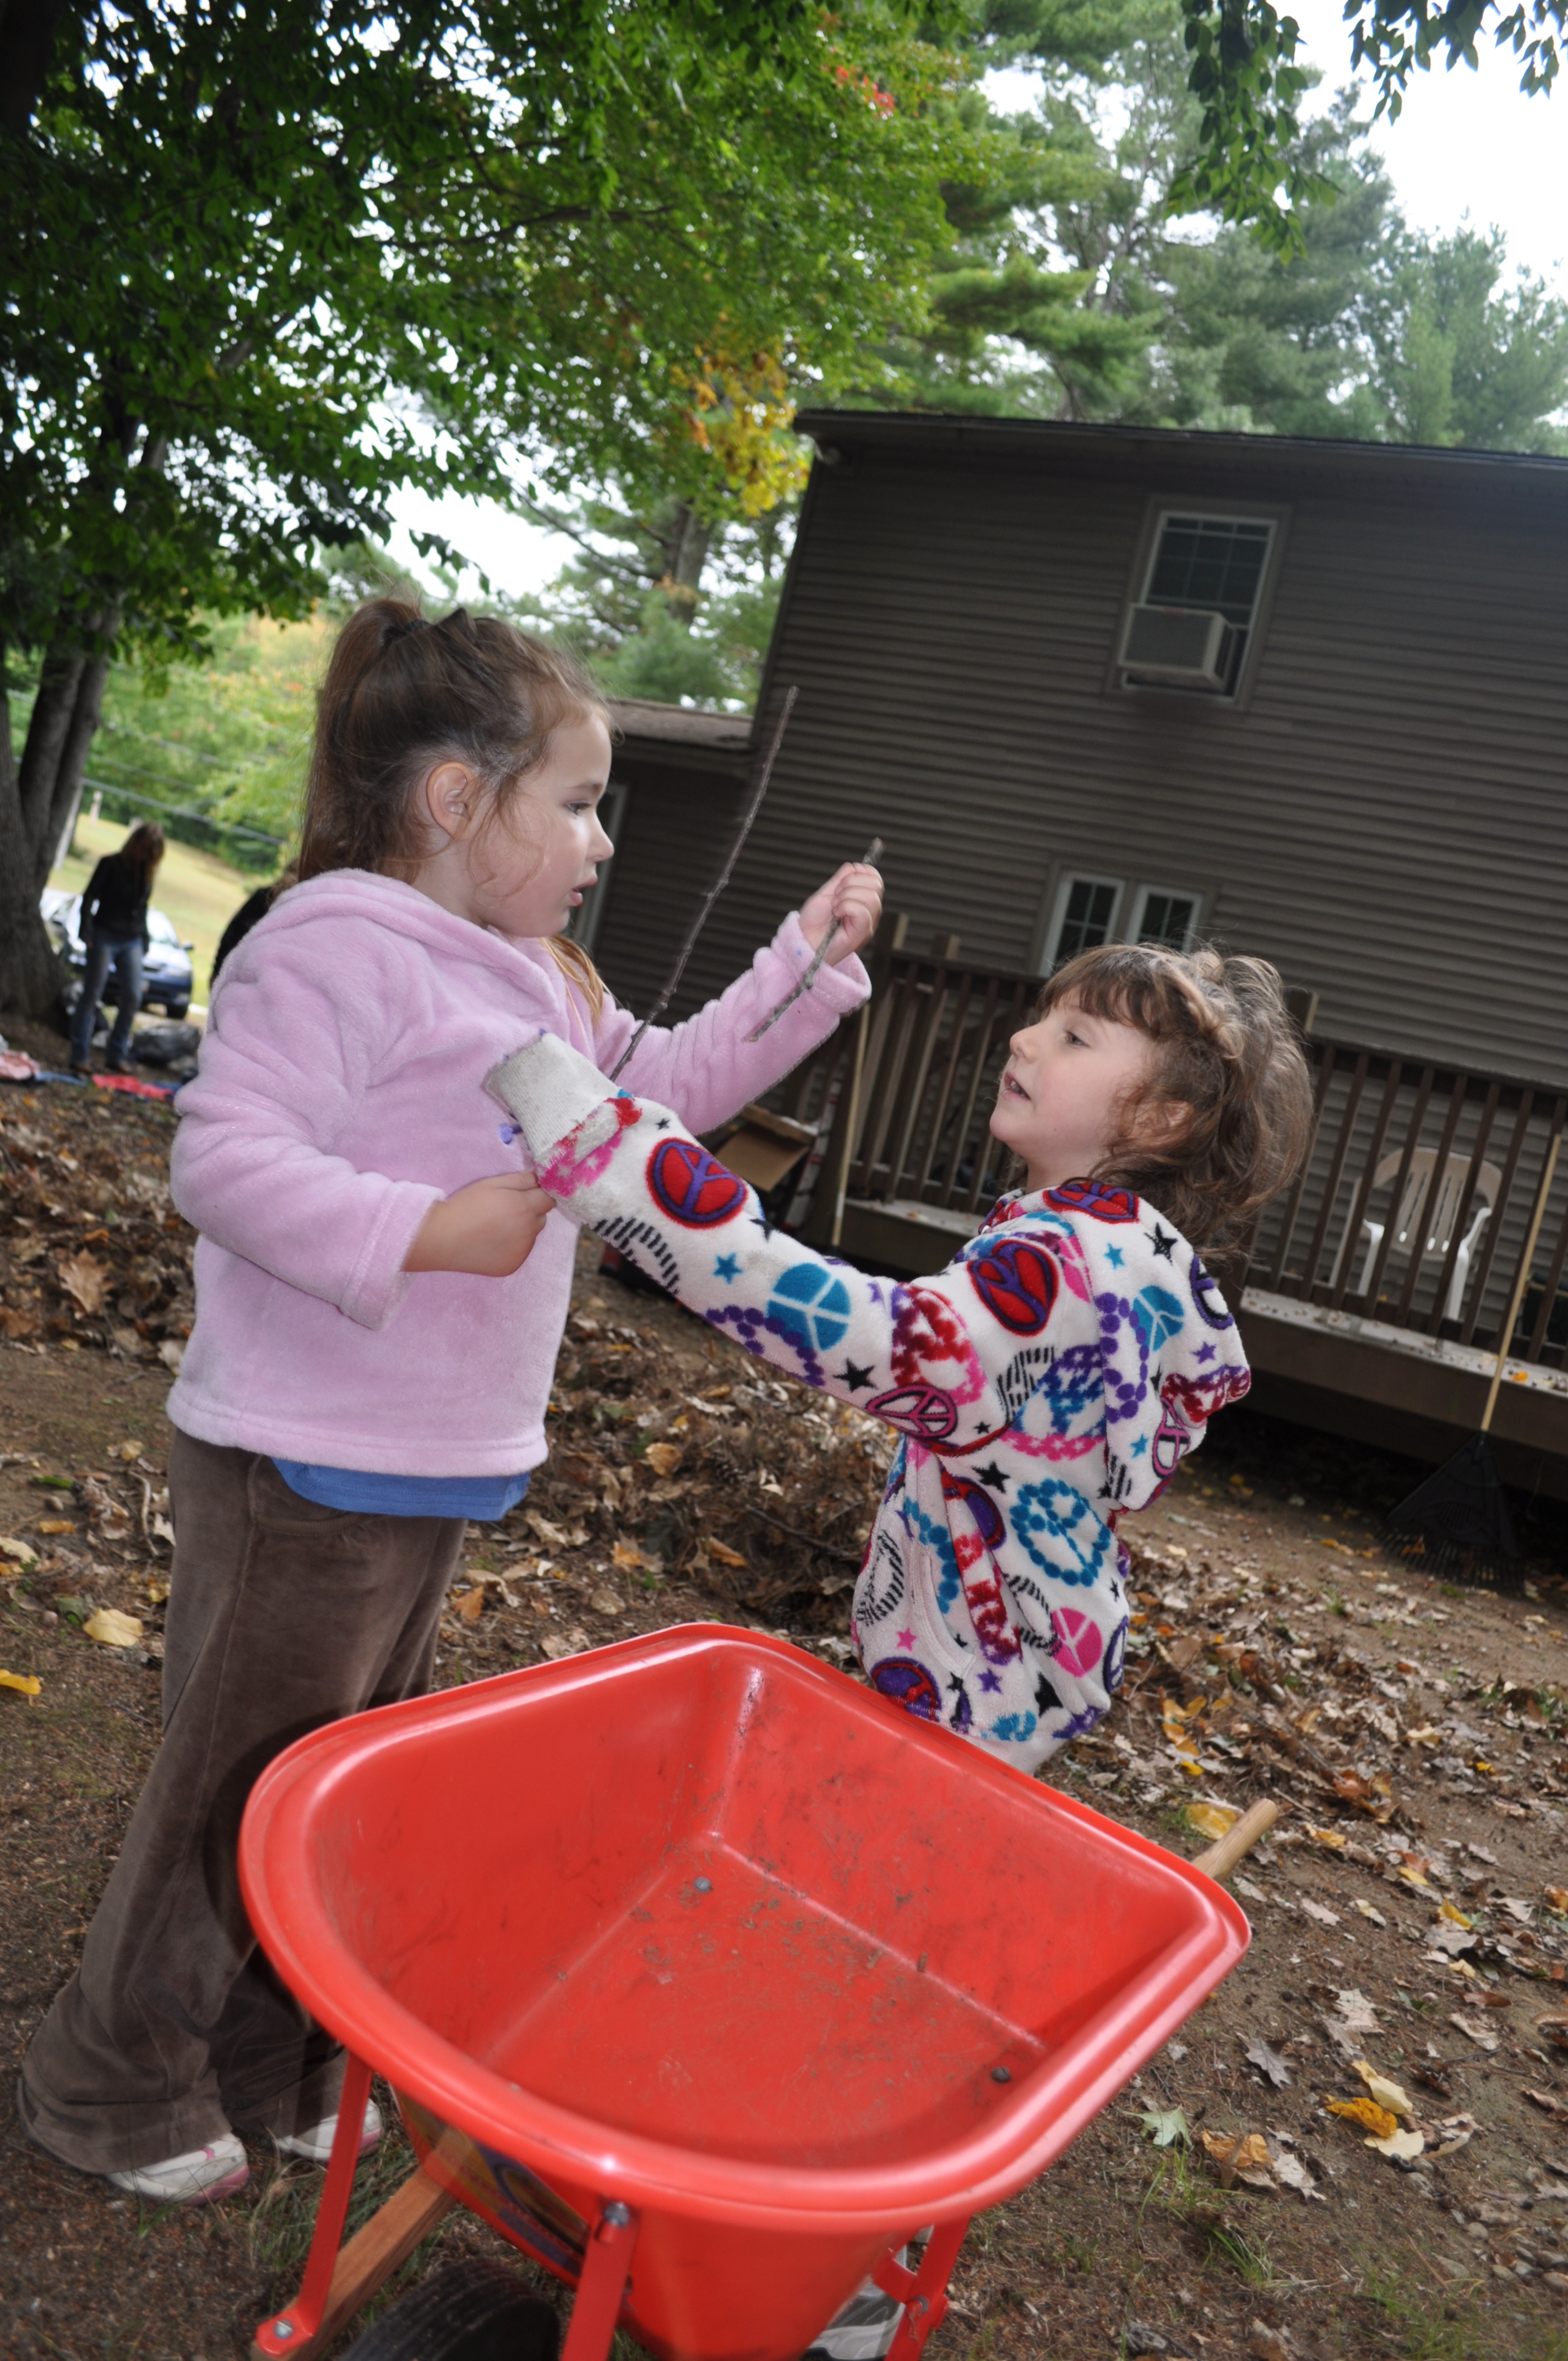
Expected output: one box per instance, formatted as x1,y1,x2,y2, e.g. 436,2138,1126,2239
384,617,427,646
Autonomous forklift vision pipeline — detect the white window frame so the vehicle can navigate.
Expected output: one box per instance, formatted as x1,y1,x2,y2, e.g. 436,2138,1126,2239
1112,498,1288,710
1044,870,1125,970
1128,881,1205,951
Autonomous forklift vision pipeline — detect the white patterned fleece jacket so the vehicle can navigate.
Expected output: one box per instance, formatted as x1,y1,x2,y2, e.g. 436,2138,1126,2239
489,1035,1250,1771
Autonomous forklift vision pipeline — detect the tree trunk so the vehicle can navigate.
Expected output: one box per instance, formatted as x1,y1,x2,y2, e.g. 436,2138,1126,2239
0,611,118,1018
0,666,68,1018
657,501,712,622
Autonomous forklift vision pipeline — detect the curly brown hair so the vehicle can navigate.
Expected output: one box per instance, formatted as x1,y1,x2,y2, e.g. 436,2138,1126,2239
298,598,612,1010
1035,942,1315,1252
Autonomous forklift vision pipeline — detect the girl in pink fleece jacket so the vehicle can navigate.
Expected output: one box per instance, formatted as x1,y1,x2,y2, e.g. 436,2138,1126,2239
19,602,880,2207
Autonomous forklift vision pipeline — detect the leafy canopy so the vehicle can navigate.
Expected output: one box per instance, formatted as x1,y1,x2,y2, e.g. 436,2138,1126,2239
1,0,975,672
1172,2,1567,245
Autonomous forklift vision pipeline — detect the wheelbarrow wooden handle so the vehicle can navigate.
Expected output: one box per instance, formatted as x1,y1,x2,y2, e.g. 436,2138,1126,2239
249,2162,454,2360
1191,1799,1279,1884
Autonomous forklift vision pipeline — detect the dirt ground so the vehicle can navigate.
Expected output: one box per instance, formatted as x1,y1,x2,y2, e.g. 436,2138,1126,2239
7,1015,1568,2361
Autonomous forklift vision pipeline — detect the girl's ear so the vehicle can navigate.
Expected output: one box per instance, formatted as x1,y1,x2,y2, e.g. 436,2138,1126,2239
421,759,477,845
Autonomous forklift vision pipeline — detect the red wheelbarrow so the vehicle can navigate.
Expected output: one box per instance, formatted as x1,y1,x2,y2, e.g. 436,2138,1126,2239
239,1626,1270,2361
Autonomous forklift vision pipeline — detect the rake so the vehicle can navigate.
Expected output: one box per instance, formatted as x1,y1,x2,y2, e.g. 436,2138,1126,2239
1381,1129,1561,1590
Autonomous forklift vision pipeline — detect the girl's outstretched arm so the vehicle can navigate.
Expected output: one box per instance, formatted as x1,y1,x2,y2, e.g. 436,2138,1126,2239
591,866,880,1135
490,1035,1018,1438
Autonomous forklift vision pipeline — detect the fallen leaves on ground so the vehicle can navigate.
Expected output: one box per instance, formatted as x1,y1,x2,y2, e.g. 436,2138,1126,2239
1139,2106,1191,2147
0,1089,193,1358
0,1668,41,1698
1328,2093,1400,2140
81,1607,143,1648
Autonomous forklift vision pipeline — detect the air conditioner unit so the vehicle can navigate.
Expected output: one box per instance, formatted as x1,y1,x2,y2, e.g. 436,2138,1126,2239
1119,603,1235,689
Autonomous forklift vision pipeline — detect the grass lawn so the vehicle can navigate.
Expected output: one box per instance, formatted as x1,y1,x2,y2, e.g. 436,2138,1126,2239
50,812,268,1008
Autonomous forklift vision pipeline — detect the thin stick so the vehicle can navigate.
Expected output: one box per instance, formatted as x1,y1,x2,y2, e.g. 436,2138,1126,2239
608,686,798,1082
830,1002,871,1252
747,835,885,1042
1480,1128,1561,1434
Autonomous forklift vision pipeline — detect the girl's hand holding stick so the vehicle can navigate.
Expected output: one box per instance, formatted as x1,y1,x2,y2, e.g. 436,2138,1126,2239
750,844,885,1041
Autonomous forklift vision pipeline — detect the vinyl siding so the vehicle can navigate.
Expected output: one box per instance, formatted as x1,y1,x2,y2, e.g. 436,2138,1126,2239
598,421,1568,1087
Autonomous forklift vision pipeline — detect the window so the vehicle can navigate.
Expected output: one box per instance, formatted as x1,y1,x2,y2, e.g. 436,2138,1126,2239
1130,883,1202,951
1122,509,1277,698
1046,872,1123,967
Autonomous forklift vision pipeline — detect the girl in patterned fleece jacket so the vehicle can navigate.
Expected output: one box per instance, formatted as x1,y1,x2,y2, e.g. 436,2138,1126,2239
489,944,1312,1772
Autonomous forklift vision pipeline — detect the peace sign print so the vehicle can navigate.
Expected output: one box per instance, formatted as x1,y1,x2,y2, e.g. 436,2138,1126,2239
647,1139,749,1227
1190,1249,1235,1329
870,1656,943,1723
1043,1178,1140,1223
865,1383,959,1443
767,1261,853,1355
1050,1604,1103,1679
967,1237,1060,1335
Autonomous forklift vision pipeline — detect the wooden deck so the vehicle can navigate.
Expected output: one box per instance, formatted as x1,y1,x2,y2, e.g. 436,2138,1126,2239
778,947,1568,1496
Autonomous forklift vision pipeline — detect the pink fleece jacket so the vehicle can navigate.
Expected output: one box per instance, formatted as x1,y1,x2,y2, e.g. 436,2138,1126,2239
166,869,868,1474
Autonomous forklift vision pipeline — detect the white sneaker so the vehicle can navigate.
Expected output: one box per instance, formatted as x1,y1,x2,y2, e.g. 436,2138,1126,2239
106,2134,249,2205
274,2095,383,2165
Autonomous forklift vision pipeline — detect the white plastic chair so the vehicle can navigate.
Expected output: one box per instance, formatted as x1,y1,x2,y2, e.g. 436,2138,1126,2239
1331,1146,1502,1322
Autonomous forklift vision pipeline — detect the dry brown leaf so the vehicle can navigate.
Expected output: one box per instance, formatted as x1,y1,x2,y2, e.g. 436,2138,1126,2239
36,1518,75,1536
611,1539,644,1571
1201,2128,1273,2188
1308,1826,1347,1852
643,1441,684,1478
590,1588,624,1616
56,1252,108,1315
541,1627,590,1661
1186,1802,1239,1842
454,1585,486,1624
1449,2013,1499,2053
706,1538,748,1569
0,1536,39,1569
1544,1887,1568,1914
0,1309,40,1339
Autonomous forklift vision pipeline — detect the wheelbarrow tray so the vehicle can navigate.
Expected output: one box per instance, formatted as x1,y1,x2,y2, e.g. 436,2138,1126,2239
241,1625,1246,2361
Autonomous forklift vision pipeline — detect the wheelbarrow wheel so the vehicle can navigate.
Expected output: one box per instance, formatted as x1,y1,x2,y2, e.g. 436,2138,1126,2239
340,2256,559,2361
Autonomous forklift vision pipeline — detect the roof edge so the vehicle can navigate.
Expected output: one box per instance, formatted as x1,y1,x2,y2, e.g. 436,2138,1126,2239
791,407,1568,483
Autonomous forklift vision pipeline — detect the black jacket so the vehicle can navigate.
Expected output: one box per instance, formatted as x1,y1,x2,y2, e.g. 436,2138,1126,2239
80,855,151,948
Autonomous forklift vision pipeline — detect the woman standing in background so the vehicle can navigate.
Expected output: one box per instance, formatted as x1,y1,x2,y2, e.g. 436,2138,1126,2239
68,822,165,1076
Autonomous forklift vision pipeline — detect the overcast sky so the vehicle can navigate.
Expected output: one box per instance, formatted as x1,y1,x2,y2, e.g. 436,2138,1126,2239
386,7,1568,604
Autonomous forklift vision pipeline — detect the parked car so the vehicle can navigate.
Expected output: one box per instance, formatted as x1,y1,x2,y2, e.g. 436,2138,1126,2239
41,888,195,1021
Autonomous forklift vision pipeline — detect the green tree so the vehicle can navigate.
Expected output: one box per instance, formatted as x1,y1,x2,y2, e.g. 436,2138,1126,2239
1173,1,1566,244
1,0,973,1011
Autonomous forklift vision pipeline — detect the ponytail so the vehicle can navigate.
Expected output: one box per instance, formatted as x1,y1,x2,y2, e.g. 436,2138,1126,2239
298,599,610,893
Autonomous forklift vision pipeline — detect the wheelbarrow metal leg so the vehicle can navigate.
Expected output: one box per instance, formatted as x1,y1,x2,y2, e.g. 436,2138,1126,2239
874,2218,970,2361
559,2200,640,2361
253,2052,383,2358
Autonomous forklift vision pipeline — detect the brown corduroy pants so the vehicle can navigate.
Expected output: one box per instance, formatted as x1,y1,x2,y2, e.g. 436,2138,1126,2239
18,1432,464,2174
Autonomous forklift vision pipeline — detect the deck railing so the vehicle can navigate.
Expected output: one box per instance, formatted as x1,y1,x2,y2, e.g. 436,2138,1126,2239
786,949,1568,1365
1251,1042,1567,1361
